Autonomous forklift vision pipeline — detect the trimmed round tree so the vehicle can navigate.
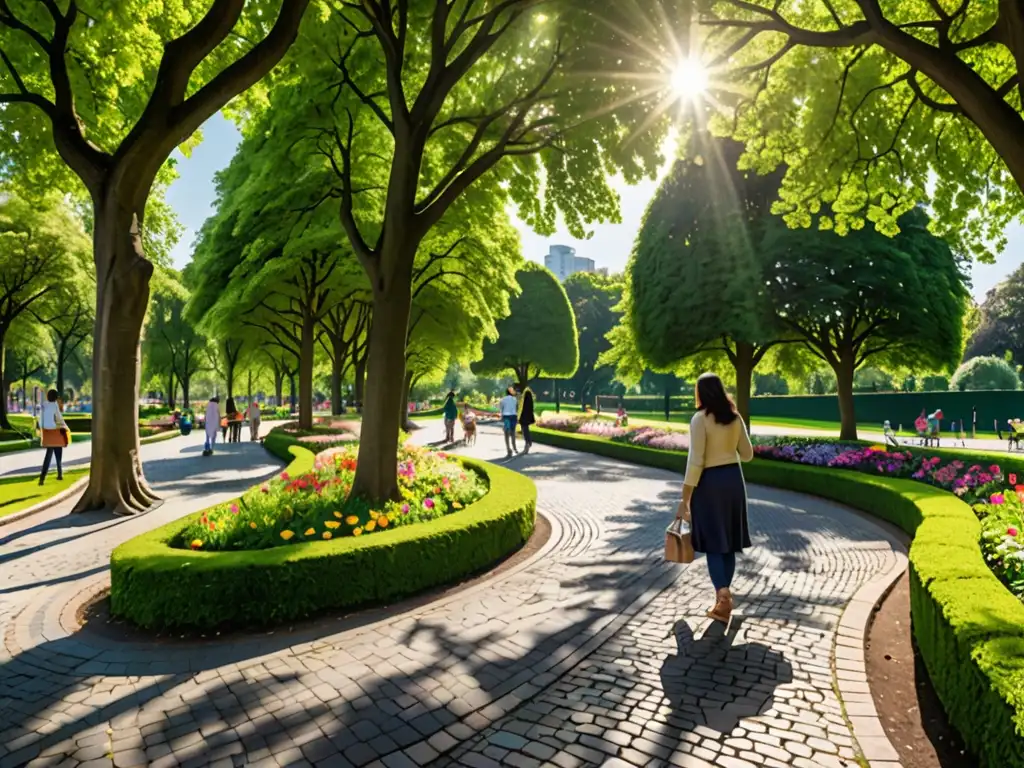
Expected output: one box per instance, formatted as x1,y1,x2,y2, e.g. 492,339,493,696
950,356,1020,391
473,263,579,390
628,138,786,423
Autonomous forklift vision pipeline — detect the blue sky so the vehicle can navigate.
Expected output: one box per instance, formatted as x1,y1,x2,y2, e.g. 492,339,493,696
167,113,1023,302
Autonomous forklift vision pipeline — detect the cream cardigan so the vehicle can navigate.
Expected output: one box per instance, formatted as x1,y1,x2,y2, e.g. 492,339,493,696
683,410,753,487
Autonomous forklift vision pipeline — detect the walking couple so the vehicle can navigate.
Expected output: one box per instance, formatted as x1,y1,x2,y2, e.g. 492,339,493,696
499,385,535,458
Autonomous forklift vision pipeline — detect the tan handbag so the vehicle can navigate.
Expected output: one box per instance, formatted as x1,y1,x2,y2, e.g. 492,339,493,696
665,519,695,564
41,428,68,448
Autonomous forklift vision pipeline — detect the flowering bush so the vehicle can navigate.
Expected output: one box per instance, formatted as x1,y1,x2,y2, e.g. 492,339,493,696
976,489,1024,598
539,413,690,450
618,426,689,452
577,420,630,439
175,443,487,552
275,421,359,452
538,413,592,432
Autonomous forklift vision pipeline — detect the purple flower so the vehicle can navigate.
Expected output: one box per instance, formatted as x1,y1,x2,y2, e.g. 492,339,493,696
424,498,435,509
401,503,410,515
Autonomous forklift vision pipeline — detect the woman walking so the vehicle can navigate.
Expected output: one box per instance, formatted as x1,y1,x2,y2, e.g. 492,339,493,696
678,372,754,623
499,386,519,458
203,396,220,456
38,389,69,485
443,391,458,443
247,399,262,441
519,386,536,454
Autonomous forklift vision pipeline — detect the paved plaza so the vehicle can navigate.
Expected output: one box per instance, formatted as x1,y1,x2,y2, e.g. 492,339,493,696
0,427,906,768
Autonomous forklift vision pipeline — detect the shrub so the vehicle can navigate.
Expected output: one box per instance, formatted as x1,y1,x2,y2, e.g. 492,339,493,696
950,356,1020,391
529,426,1024,768
921,374,950,392
109,447,536,631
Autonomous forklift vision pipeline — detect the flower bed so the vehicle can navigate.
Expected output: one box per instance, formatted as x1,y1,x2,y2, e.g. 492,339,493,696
110,442,536,631
538,412,690,451
528,425,1024,767
175,443,486,552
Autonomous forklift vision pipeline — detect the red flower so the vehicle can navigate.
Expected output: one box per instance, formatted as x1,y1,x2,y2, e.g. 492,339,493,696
1012,474,1019,485
1009,527,1019,537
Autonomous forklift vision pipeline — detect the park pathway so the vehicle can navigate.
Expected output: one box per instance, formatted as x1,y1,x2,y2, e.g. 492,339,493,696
0,427,906,768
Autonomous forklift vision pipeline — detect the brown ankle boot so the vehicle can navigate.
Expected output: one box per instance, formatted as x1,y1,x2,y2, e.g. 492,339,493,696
707,588,733,623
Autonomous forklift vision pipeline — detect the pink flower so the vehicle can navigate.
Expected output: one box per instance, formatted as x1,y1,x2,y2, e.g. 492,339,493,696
1012,474,1019,485
990,493,1005,505
1008,527,1018,537
260,483,270,494
990,465,1001,475
230,503,239,514
401,503,410,515
424,498,435,509
280,472,290,481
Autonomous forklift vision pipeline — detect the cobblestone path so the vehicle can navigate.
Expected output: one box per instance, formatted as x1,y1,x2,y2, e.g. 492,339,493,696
0,427,905,768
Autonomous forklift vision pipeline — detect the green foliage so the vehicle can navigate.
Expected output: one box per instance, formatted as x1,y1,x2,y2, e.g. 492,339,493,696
109,448,537,630
950,356,1020,391
561,272,622,402
754,373,789,396
921,374,950,392
805,369,838,395
852,367,895,392
702,0,1024,261
530,426,1024,766
144,269,209,405
968,263,1024,366
627,139,784,371
473,262,579,385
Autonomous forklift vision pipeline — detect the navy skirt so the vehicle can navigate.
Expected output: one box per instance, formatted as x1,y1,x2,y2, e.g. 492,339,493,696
691,464,751,554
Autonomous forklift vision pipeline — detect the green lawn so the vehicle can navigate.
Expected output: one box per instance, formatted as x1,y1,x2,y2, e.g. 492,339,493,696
0,468,90,519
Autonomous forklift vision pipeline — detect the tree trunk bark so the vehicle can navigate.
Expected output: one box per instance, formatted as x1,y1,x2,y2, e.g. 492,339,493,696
399,369,416,431
167,371,176,410
247,370,252,406
289,373,296,412
21,375,27,410
0,336,10,430
733,341,754,427
56,340,67,399
331,343,344,417
226,364,234,400
73,203,157,516
663,382,670,423
298,312,315,430
352,278,413,502
835,350,858,441
182,375,191,409
554,379,560,413
274,369,284,407
354,358,366,411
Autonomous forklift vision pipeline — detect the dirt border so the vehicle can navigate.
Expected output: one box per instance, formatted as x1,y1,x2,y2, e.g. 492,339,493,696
865,570,975,768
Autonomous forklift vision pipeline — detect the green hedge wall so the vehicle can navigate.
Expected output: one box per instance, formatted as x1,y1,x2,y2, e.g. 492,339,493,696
750,390,1024,432
530,426,1024,768
109,446,537,631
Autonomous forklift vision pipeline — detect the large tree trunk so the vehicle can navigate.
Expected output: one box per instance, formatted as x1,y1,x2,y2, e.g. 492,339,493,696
732,341,754,427
288,372,296,412
330,336,345,417
181,374,191,408
226,363,235,400
167,371,175,410
352,277,413,502
835,349,858,441
74,206,157,516
298,313,315,430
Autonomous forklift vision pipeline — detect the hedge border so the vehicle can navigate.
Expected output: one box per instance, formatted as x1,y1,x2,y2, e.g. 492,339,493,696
530,426,1024,768
109,444,537,632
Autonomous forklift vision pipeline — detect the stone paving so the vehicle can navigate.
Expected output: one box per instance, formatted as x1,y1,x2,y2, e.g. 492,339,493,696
0,426,905,768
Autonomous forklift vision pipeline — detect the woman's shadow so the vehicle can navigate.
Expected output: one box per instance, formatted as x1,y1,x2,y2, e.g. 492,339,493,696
660,617,794,735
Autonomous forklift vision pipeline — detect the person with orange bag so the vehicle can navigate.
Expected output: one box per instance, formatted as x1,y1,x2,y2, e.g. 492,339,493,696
38,389,69,485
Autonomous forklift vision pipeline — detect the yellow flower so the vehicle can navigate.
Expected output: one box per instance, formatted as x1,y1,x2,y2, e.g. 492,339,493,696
333,511,343,518
280,530,295,541
249,522,257,529
325,521,341,529
353,527,363,536
322,531,333,540
365,520,377,532
190,539,203,549
304,527,315,536
345,515,359,526
453,501,463,509
377,516,389,528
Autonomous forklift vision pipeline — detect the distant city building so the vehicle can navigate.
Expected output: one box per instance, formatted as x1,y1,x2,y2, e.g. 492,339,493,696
544,245,602,282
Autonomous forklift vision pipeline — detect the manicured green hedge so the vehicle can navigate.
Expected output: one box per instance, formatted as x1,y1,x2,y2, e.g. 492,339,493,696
109,446,537,631
531,426,1024,768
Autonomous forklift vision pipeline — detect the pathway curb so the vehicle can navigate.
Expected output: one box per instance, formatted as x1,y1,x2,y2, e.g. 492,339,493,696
0,475,89,529
835,547,909,767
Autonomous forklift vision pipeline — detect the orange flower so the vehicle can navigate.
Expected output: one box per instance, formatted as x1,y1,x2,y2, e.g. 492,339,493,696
322,531,333,540
249,522,257,529
304,527,315,536
353,527,363,536
280,530,295,541
333,511,343,518
377,516,389,528
325,521,340,529
345,515,359,526
365,520,376,532
190,539,203,550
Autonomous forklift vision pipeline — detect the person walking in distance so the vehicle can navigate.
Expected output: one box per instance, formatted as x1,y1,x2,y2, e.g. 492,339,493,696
499,386,519,458
203,396,220,456
443,391,458,443
519,385,536,455
38,389,69,485
678,372,754,623
248,399,262,441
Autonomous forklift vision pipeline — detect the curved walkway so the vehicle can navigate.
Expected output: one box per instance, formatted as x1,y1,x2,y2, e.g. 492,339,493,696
0,428,906,768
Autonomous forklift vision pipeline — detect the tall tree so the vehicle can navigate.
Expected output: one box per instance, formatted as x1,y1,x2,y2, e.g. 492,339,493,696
144,275,208,409
625,137,787,423
43,283,93,401
763,207,969,438
473,262,579,389
0,195,90,428
0,0,311,514
563,272,622,405
271,1,680,501
967,264,1024,365
700,0,1024,259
